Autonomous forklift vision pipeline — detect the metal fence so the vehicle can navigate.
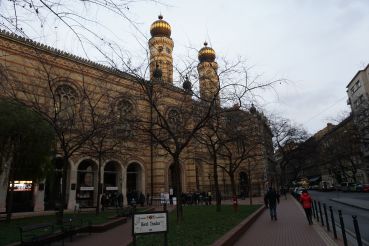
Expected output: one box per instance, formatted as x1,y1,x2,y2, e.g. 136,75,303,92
308,197,364,246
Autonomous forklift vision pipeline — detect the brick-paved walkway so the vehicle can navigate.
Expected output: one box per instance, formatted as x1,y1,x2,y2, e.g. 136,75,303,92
234,195,339,246
51,196,341,246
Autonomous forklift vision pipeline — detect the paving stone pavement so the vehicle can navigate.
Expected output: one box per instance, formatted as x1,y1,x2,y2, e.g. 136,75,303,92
234,195,341,246
49,196,342,246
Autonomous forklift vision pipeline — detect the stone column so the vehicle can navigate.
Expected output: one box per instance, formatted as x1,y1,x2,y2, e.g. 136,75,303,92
67,164,77,210
0,161,10,213
121,166,127,206
33,182,45,211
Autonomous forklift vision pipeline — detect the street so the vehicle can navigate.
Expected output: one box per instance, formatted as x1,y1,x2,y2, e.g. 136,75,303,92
309,190,369,246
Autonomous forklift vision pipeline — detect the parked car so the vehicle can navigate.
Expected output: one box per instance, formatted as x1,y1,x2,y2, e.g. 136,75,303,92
293,187,304,199
355,183,363,192
319,181,334,191
362,184,369,192
339,182,356,192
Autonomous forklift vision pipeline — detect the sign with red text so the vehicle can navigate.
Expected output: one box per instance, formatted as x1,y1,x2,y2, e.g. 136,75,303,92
133,212,168,234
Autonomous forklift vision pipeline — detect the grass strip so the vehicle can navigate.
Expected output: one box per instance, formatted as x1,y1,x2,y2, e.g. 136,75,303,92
134,204,260,246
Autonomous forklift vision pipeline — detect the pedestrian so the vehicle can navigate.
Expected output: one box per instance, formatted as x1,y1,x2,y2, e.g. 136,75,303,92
299,189,313,225
139,192,145,207
280,187,287,200
146,193,150,206
117,192,123,207
101,193,107,211
264,187,280,221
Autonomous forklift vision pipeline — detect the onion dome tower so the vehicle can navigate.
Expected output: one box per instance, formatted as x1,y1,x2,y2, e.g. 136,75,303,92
197,42,219,103
149,15,174,84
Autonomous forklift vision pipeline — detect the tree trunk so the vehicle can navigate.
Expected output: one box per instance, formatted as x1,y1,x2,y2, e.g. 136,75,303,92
6,179,15,222
230,172,236,197
280,166,286,186
173,156,183,223
58,154,69,223
6,143,18,223
248,171,252,206
96,155,102,215
212,152,221,212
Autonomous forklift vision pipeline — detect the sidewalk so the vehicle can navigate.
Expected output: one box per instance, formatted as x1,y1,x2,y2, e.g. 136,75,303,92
234,195,340,246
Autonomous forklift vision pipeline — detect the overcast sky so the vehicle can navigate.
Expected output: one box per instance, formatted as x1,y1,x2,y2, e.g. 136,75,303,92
131,0,369,134
4,0,369,134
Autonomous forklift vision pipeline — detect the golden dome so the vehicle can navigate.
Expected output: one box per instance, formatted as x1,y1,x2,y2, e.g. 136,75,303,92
198,42,216,63
150,15,171,38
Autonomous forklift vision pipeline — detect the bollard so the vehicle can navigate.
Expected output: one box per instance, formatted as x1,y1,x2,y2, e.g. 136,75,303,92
314,200,319,222
338,210,348,246
329,206,337,239
318,201,324,226
352,216,362,246
323,204,330,231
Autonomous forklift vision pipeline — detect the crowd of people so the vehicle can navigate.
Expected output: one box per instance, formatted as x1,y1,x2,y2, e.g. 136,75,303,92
100,191,123,211
180,191,213,205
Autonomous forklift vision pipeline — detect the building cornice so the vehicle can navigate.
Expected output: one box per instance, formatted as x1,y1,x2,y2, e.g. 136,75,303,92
0,29,138,82
346,64,369,88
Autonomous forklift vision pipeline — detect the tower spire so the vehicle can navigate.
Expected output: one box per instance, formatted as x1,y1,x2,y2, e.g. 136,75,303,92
197,42,219,104
149,15,174,84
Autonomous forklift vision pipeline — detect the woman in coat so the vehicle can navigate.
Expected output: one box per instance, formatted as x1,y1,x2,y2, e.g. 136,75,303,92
299,190,313,225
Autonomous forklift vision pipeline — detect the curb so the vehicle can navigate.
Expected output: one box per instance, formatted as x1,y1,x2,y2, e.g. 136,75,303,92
329,198,369,211
212,205,266,246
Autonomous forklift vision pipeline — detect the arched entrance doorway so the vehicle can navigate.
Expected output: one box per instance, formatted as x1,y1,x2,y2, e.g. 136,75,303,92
239,172,249,198
104,161,122,207
126,162,143,204
44,158,66,210
76,160,97,208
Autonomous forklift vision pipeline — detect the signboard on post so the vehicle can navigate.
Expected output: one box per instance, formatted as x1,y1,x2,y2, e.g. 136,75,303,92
132,211,168,246
133,212,168,234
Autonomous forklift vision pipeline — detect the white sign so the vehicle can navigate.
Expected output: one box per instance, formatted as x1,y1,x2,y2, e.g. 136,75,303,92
133,212,167,234
160,193,170,204
80,186,94,191
172,197,177,205
106,186,118,191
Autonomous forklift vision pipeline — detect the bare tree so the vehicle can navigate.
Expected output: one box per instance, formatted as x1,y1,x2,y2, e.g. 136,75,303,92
270,116,309,186
217,106,266,205
318,115,362,183
134,73,218,222
80,80,132,214
194,109,224,212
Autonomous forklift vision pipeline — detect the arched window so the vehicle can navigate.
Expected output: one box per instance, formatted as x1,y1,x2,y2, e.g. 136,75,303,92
117,99,133,120
167,108,182,128
116,99,134,138
55,84,78,124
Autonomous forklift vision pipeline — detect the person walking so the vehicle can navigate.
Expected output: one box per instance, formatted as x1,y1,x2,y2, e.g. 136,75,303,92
299,189,313,225
264,187,280,221
101,193,107,211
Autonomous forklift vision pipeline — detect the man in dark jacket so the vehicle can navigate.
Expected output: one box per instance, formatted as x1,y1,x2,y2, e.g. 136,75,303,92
264,187,280,221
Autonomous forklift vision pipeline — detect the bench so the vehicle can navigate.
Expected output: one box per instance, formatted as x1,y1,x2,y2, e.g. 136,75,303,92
19,223,60,245
62,215,91,242
0,212,6,222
